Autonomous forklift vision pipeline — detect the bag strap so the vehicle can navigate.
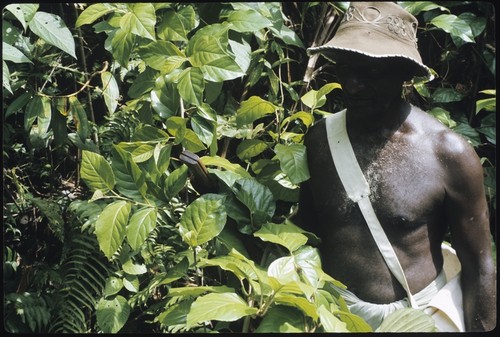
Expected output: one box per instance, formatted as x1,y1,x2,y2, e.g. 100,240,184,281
325,110,418,309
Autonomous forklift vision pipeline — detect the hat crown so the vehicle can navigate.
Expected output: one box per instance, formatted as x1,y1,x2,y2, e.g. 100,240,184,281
341,2,419,47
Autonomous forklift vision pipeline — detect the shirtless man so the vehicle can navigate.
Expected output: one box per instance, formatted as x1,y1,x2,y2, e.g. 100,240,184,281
296,2,495,332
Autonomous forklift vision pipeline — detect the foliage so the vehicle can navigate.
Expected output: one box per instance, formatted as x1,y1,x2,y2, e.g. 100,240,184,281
3,1,495,333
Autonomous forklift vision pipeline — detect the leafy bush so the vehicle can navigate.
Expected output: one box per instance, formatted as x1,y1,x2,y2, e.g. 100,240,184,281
3,2,495,333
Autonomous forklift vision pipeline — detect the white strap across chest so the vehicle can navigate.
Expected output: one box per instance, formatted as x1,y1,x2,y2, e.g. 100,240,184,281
325,110,418,309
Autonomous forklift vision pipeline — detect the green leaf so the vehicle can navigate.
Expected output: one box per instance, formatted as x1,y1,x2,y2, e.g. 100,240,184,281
31,197,64,241
186,292,258,328
274,143,310,184
431,14,474,43
80,150,116,193
255,305,306,332
104,277,124,297
157,6,198,42
301,82,341,109
399,2,448,16
166,116,187,144
76,3,115,27
111,145,148,201
95,201,131,259
177,67,204,106
254,222,308,253
376,308,435,332
164,164,188,199
126,207,157,251
111,28,135,67
318,305,349,332
120,3,156,40
3,61,12,94
429,107,457,128
100,71,119,114
431,87,463,103
179,194,227,247
5,91,32,118
182,129,207,153
36,95,52,136
187,24,244,82
122,259,147,275
476,97,496,114
232,178,275,226
227,9,272,33
237,139,268,161
2,42,32,63
150,76,180,118
268,246,322,288
274,294,319,320
5,4,29,30
236,96,278,127
201,156,251,178
96,295,131,333
28,12,76,58
69,96,89,141
137,40,186,71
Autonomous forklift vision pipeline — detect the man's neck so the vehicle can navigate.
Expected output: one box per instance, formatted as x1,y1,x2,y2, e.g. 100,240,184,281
346,99,411,137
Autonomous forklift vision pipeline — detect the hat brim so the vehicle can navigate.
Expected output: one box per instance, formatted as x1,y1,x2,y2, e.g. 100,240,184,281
308,24,434,81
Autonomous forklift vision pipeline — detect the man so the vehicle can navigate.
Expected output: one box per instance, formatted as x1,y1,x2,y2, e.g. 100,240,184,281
295,2,496,332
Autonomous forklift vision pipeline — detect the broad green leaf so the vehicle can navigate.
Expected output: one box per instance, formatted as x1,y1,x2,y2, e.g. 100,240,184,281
478,113,496,145
3,61,12,94
137,40,186,71
232,178,275,226
81,150,116,193
318,305,349,332
429,107,457,128
431,87,463,103
120,3,156,40
154,143,172,174
166,116,187,144
274,294,318,320
5,4,29,30
112,145,148,201
158,299,193,328
111,28,135,67
24,95,42,131
227,9,272,32
167,285,234,298
228,38,252,74
255,305,306,332
399,2,448,16
122,259,147,275
376,308,435,332
128,67,157,98
268,246,322,288
186,292,258,328
96,295,131,333
164,164,188,199
157,6,198,41
132,125,170,142
254,222,308,253
126,207,157,251
101,71,119,114
459,12,486,38
69,96,89,141
236,96,278,127
177,67,204,106
36,95,51,136
115,142,155,163
95,201,131,259
237,139,268,161
2,42,32,63
453,123,481,147
5,91,31,118
76,3,115,27
274,143,310,184
431,14,474,43
150,77,180,118
104,276,124,297
179,194,227,247
201,156,251,177
187,24,244,82
28,12,76,58
182,129,207,153
301,82,341,109
123,274,140,292
476,97,495,114
191,114,216,147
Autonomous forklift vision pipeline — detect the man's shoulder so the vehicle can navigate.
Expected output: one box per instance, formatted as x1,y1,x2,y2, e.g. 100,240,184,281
410,106,479,165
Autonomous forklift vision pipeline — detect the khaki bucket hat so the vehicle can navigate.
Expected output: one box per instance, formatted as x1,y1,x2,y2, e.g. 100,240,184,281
307,2,433,81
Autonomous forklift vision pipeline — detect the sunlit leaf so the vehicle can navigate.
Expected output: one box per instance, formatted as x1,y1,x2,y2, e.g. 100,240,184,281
227,9,272,33
120,3,156,40
126,207,157,251
101,71,119,114
274,143,310,184
95,201,131,259
76,3,115,27
96,295,131,333
81,150,116,193
236,96,278,127
28,12,76,58
376,308,435,332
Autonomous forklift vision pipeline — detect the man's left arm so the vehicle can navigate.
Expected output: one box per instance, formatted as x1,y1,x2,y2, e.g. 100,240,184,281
441,132,496,331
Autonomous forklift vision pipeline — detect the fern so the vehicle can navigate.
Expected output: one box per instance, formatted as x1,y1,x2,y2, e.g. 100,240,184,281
4,292,51,333
49,233,114,333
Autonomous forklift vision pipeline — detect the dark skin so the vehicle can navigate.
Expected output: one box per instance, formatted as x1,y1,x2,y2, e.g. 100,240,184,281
295,52,496,331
